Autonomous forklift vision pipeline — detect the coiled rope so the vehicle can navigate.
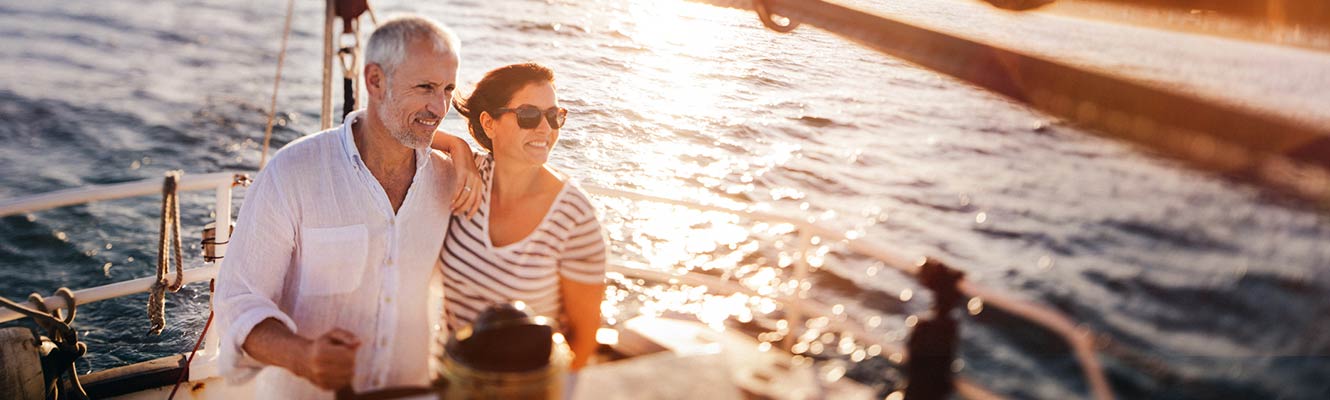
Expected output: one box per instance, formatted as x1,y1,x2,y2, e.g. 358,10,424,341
148,171,185,335
0,289,88,400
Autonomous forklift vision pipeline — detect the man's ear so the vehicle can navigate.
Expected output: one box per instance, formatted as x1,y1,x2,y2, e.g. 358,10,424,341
365,63,386,99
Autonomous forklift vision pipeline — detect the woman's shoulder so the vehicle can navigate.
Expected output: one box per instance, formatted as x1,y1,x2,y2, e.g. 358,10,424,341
550,175,597,220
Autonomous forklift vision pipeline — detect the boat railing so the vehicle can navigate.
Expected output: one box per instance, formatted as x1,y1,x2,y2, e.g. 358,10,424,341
0,172,243,323
0,172,1110,399
0,171,243,382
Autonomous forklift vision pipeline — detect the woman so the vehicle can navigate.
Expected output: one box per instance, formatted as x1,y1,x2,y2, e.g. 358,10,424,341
434,63,606,370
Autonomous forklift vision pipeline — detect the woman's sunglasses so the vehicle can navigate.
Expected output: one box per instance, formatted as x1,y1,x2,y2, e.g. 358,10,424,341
492,105,568,129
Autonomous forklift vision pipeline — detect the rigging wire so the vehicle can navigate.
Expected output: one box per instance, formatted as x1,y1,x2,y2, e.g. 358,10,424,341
259,0,297,170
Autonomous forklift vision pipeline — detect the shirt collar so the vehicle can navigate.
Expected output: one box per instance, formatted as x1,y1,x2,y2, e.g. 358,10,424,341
339,109,433,172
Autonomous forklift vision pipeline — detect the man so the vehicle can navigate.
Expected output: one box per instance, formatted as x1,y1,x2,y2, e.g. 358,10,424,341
215,15,473,398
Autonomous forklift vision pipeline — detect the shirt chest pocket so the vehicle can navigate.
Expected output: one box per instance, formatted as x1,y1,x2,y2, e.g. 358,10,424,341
298,224,369,296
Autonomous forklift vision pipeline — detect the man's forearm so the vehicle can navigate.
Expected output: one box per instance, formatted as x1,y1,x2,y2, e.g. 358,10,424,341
243,318,313,377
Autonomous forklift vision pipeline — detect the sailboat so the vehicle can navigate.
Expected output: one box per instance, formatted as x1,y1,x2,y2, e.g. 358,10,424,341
3,0,1326,399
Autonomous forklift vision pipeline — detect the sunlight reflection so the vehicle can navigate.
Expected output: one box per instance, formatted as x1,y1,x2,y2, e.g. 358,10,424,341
618,0,739,121
595,190,916,377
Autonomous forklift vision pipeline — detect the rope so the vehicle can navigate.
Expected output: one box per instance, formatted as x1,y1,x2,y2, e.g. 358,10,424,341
2,291,75,343
0,289,89,400
336,19,362,119
166,313,212,398
322,0,336,130
365,2,378,26
260,0,297,170
148,171,185,335
167,281,216,400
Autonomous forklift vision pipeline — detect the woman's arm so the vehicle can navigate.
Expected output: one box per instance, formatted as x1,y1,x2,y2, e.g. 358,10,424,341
560,277,605,370
430,131,482,217
557,198,609,370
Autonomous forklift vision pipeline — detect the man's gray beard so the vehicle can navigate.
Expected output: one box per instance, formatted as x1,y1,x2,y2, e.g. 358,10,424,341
377,95,432,150
390,127,432,150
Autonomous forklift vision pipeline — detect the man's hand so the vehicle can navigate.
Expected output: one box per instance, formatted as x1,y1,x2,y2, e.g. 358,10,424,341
242,320,362,392
298,329,361,391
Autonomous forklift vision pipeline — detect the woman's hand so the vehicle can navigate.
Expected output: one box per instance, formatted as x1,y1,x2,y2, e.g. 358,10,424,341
431,131,483,218
560,278,605,370
450,152,482,217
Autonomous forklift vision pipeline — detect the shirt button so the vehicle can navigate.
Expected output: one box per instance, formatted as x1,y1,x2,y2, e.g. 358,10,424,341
383,296,392,304
380,337,389,347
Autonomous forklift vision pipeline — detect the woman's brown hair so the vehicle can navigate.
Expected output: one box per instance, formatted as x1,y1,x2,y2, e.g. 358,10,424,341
451,63,555,151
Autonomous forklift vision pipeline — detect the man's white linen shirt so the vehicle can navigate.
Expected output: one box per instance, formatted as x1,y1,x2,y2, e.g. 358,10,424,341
215,110,456,399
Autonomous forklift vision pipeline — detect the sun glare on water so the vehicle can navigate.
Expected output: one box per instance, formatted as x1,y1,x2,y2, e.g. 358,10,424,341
575,0,901,381
596,0,819,331
615,0,754,124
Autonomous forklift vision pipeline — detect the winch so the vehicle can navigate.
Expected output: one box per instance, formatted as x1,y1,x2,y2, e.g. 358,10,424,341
339,302,570,400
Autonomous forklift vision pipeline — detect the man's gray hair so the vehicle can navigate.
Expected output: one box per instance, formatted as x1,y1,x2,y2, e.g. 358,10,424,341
364,15,460,77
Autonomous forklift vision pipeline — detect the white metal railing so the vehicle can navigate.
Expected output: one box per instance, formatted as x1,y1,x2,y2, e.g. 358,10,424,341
0,173,1109,399
0,265,221,325
0,171,241,379
0,172,242,218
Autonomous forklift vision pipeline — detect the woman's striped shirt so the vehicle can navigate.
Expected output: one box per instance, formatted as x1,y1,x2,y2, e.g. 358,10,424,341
439,153,607,331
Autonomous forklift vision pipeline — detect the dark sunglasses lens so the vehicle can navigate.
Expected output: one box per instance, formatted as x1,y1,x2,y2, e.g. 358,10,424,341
546,109,566,129
514,107,543,129
512,106,566,129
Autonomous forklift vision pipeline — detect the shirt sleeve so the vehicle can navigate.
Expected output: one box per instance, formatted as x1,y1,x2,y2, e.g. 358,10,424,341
558,192,607,284
212,165,300,384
